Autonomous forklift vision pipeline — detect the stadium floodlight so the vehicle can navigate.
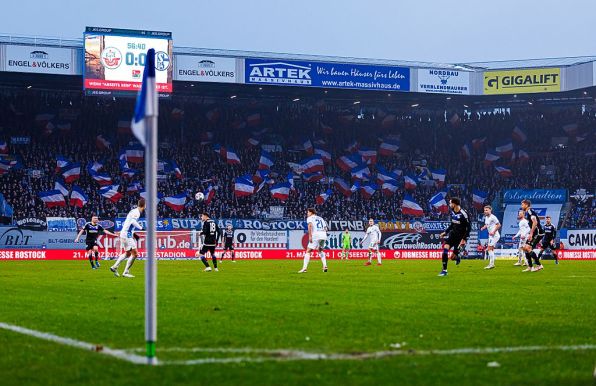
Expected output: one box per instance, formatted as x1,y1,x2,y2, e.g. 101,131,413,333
411,103,419,107
293,98,300,102
353,101,360,105
230,95,237,99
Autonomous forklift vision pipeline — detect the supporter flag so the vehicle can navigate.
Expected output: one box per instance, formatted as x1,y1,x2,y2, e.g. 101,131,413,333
303,172,325,182
69,185,88,208
460,143,471,160
121,168,136,179
200,131,214,145
234,177,254,197
127,181,142,194
483,150,501,165
252,169,270,184
300,155,325,174
164,193,187,211
287,172,296,191
130,49,158,145
62,162,81,183
336,154,361,172
0,141,8,154
203,185,215,204
314,148,332,164
38,190,66,208
401,194,424,216
351,164,371,182
0,159,12,175
118,119,132,135
495,141,514,158
226,148,241,165
213,144,226,158
429,192,449,214
431,168,446,187
333,177,352,197
54,178,69,196
270,182,291,201
125,145,145,163
140,190,164,201
358,147,377,165
316,189,333,205
381,180,398,196
170,160,183,179
259,150,274,169
100,185,123,203
350,181,361,193
247,137,260,147
344,141,360,153
471,137,487,150
516,149,530,162
360,183,377,199
472,190,488,209
495,165,513,177
381,114,397,129
246,113,261,127
404,175,418,191
56,155,70,172
378,139,400,156
562,123,578,135
512,126,527,143
302,138,314,154
87,160,104,174
376,165,399,185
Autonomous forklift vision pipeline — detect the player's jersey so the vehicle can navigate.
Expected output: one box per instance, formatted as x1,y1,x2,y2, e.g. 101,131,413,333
525,208,544,236
307,215,327,239
119,208,142,239
223,229,234,244
515,218,530,239
366,225,381,244
341,232,351,246
83,222,104,242
201,219,221,246
543,224,557,241
484,214,500,237
445,208,471,239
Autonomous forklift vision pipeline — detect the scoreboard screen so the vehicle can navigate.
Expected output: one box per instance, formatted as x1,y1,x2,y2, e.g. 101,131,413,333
83,27,173,96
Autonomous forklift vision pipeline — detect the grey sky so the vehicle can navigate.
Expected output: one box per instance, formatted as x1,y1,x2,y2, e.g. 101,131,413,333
2,0,595,64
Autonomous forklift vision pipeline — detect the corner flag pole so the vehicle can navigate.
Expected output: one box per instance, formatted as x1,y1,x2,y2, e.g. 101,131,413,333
132,48,159,365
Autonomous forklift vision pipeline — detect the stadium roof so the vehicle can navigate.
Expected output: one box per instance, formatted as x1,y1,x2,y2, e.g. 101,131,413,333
1,32,594,72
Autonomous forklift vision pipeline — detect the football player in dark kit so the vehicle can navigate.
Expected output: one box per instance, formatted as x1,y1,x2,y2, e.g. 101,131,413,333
521,199,544,272
74,215,118,269
195,212,222,272
538,215,559,265
221,224,236,262
438,197,471,277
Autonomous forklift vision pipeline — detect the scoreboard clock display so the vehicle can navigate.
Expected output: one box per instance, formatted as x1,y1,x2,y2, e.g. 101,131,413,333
84,27,173,95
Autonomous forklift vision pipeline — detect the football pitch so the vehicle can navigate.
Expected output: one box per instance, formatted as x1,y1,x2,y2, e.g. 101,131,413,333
1,259,595,386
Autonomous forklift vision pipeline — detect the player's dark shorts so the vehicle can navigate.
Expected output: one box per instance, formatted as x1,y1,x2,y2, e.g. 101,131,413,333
445,233,465,252
200,245,216,256
541,238,557,250
526,234,543,249
223,242,234,251
85,240,98,250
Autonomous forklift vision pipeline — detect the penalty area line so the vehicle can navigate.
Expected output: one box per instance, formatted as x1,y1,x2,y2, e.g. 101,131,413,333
0,322,147,365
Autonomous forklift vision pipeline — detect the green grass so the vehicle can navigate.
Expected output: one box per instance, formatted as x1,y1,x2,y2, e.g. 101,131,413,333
0,259,595,386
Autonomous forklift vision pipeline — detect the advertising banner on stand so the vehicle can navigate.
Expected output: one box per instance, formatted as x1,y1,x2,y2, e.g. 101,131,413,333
2,45,78,75
417,68,470,94
484,68,561,95
174,55,237,83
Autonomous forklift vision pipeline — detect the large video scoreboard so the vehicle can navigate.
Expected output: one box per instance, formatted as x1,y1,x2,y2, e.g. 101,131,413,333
83,27,173,96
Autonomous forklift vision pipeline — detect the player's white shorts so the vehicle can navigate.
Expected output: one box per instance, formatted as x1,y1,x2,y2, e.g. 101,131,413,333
487,233,500,247
368,242,380,251
120,237,137,251
518,237,527,249
308,235,327,250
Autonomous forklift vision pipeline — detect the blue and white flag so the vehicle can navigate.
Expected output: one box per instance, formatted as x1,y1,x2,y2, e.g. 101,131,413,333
131,49,158,147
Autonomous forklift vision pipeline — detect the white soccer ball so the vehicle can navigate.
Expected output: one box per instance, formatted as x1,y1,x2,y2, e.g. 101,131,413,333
195,192,205,201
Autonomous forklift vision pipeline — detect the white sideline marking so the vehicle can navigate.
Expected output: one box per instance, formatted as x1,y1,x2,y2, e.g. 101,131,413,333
2,322,595,366
0,322,147,364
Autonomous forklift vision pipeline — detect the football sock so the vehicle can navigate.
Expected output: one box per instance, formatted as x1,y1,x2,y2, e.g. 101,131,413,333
124,256,135,273
113,253,127,268
231,251,235,261
88,252,94,268
538,250,544,260
368,251,372,262
94,251,99,263
531,251,540,265
200,256,209,268
442,248,449,270
489,250,495,266
319,251,327,268
377,252,382,264
212,254,218,269
302,252,310,271
525,251,533,267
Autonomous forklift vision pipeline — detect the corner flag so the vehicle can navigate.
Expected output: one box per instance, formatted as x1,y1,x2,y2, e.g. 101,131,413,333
131,48,158,146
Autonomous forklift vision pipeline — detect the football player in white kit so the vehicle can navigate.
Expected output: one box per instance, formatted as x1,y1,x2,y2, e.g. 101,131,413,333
110,199,145,278
512,209,530,266
299,208,328,273
364,218,382,266
480,205,501,269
